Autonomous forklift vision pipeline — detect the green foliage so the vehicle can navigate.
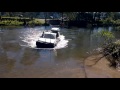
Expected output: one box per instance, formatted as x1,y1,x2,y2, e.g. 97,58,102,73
101,18,120,26
28,19,43,26
1,12,120,27
113,19,120,25
98,30,114,41
0,18,44,26
0,20,23,26
10,20,23,26
114,26,120,30
96,30,120,68
114,40,120,45
101,18,114,25
103,40,120,67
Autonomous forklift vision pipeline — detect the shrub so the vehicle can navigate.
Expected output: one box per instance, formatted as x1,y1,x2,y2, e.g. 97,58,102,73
96,30,115,45
114,26,120,30
103,40,120,67
97,30,120,68
28,19,42,26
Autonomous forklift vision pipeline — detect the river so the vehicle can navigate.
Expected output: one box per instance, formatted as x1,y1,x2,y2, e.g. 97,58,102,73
0,26,120,78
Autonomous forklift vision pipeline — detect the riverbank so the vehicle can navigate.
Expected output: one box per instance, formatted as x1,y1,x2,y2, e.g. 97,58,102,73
84,54,120,78
0,17,45,26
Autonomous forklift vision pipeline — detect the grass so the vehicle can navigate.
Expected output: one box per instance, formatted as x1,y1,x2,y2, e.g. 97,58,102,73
27,19,45,26
34,19,45,24
1,17,30,19
0,20,23,26
0,17,46,26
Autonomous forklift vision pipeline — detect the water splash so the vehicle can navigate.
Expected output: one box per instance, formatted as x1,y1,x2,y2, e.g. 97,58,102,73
54,35,69,49
19,28,69,50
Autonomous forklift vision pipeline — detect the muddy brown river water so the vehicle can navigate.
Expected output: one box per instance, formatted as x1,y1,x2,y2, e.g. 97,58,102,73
0,26,120,78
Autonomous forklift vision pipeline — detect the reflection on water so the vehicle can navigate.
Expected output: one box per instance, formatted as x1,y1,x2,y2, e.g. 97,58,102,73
0,51,16,74
0,26,120,78
2,42,21,52
20,48,40,66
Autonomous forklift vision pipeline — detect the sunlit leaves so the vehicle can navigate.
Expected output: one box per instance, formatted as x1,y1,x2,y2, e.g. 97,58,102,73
97,30,115,41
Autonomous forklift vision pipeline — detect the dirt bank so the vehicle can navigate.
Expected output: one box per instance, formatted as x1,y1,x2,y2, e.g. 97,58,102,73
84,54,120,78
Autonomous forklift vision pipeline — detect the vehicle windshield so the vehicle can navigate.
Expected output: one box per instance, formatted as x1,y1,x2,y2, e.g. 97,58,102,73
51,31,59,37
43,34,55,39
